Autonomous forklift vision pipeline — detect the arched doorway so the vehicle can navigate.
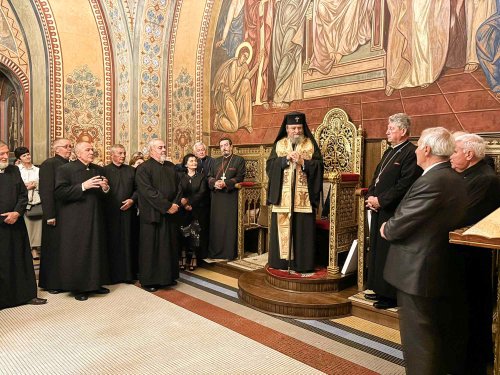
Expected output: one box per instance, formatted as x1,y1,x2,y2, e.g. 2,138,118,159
0,67,24,151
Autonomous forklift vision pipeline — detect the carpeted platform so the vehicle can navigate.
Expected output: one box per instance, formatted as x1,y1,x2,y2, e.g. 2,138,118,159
227,252,268,270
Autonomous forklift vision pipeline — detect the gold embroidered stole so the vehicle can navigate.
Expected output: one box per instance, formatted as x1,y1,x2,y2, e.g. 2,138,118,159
272,137,314,260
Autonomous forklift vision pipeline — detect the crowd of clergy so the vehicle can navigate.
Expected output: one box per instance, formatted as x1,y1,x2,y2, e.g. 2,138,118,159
0,135,245,306
1,110,500,375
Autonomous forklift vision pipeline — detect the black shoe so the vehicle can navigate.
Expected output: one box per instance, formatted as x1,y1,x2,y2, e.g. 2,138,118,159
373,299,397,309
164,280,177,287
47,289,63,294
364,293,379,301
75,293,89,301
143,286,158,292
94,287,110,294
28,297,47,305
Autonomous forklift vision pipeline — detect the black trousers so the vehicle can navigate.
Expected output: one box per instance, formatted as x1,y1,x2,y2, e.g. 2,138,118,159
397,290,467,375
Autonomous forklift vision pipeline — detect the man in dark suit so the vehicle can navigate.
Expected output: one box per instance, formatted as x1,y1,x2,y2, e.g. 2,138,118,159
381,127,467,375
38,138,72,293
365,113,422,309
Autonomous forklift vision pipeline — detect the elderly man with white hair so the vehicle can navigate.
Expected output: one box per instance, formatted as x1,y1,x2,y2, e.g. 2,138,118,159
55,141,111,301
135,139,180,292
451,133,500,373
380,127,468,375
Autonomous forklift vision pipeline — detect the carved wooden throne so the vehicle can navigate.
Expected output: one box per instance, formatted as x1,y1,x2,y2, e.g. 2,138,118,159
314,108,363,275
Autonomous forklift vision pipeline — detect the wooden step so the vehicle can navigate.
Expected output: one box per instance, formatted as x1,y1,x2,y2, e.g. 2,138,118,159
266,268,356,293
238,269,351,319
347,291,400,330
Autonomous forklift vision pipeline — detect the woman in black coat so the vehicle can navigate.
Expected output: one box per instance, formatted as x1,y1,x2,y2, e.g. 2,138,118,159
177,153,209,270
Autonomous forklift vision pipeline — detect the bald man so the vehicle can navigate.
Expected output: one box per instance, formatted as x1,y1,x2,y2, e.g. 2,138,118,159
55,141,111,301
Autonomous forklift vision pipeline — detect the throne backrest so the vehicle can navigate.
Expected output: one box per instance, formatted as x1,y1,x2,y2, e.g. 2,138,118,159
314,108,363,181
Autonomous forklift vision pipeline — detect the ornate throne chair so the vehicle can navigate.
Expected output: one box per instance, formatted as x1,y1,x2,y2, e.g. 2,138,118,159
314,108,363,276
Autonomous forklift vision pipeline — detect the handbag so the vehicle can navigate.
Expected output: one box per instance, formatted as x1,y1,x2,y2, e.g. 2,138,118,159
26,203,43,219
26,190,43,219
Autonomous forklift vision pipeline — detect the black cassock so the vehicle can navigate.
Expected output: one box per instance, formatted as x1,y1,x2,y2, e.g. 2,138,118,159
135,159,180,286
266,141,323,273
38,154,69,290
207,154,245,260
177,172,210,259
102,163,138,283
455,160,500,373
55,160,109,292
0,166,37,308
366,141,422,299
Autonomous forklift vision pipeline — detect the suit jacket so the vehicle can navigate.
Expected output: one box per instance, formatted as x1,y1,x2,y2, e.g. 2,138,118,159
383,162,467,297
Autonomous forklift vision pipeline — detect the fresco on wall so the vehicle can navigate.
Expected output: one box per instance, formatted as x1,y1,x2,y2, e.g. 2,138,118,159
476,0,500,98
210,0,499,138
64,66,105,158
0,9,16,53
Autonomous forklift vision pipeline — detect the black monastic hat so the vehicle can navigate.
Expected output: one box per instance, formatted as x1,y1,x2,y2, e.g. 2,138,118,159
273,112,316,147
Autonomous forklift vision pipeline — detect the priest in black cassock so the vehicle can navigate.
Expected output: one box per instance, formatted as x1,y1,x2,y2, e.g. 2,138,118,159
135,139,180,292
365,113,422,309
102,144,138,284
266,112,323,273
0,140,46,309
450,133,500,374
55,141,111,301
38,138,72,294
207,137,246,260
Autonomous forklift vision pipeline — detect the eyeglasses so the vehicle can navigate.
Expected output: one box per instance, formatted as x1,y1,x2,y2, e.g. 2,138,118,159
57,145,73,149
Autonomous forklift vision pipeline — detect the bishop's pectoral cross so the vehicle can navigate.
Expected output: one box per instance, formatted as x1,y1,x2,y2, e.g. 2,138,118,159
221,173,226,182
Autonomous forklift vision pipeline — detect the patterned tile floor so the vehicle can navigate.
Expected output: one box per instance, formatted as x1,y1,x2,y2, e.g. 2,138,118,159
3,264,405,374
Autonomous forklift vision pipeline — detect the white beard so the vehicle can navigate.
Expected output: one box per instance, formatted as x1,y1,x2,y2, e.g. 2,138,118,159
160,155,167,163
0,161,8,170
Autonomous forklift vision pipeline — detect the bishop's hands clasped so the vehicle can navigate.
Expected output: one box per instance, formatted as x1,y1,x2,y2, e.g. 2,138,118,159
286,151,304,167
214,180,226,190
365,195,381,212
82,175,110,192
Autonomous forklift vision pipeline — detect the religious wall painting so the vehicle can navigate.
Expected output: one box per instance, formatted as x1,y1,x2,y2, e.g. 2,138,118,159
212,42,255,134
476,4,500,98
172,68,195,161
0,8,16,53
64,66,105,158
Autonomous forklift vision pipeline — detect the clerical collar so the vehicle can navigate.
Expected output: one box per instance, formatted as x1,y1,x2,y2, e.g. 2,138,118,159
390,139,409,150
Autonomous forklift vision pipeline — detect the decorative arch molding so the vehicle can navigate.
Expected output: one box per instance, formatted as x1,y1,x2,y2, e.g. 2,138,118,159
0,54,28,93
166,0,182,155
101,0,133,153
138,0,174,152
194,0,214,143
32,0,63,140
89,0,115,157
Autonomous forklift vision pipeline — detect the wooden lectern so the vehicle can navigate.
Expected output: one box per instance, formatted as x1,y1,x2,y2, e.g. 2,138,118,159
450,207,500,375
